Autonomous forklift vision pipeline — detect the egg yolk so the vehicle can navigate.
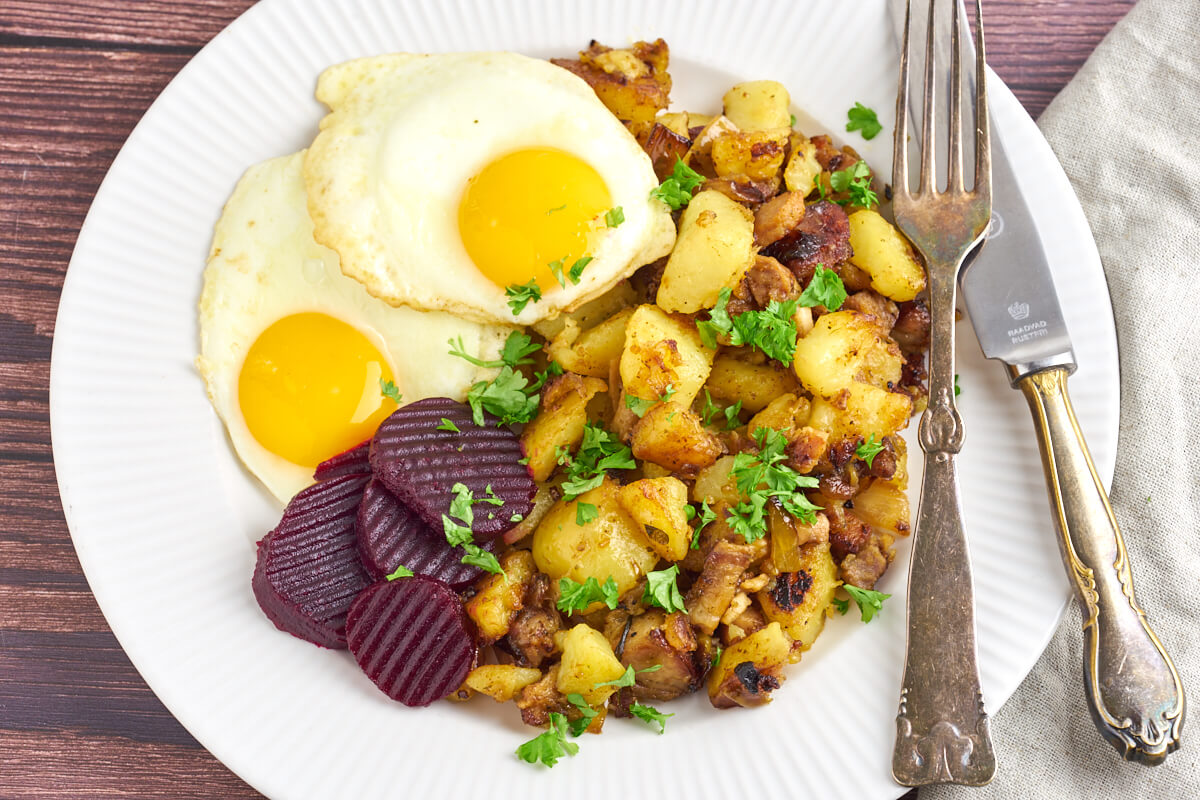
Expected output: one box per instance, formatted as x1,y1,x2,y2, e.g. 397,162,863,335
238,312,397,468
458,147,612,291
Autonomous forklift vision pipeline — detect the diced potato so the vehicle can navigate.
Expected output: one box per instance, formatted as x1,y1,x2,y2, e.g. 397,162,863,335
792,310,904,397
631,403,723,475
464,550,536,644
808,383,913,439
847,209,927,302
691,455,739,506
657,191,755,314
783,135,821,194
533,281,636,341
746,393,811,437
639,461,674,480
531,479,659,599
465,665,543,702
850,479,912,538
547,309,632,379
711,129,790,181
705,355,799,413
722,80,792,132
556,624,628,706
756,541,838,651
620,304,716,408
553,39,671,129
707,621,792,708
617,477,692,562
656,110,691,138
686,115,740,168
520,374,607,482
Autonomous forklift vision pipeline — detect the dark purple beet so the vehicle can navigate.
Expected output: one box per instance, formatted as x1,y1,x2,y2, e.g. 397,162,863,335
346,575,477,706
356,478,495,589
252,473,371,649
313,440,371,482
369,397,534,541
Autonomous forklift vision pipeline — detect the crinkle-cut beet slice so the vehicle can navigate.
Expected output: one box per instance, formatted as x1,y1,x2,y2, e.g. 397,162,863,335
252,473,371,649
357,478,495,589
313,440,371,482
369,397,534,541
346,575,477,707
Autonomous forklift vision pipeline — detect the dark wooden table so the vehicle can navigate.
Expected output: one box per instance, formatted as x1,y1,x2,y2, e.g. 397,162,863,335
0,1,1137,796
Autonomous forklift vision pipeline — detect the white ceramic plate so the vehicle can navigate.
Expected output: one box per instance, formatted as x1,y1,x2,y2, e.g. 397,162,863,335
50,1,1119,798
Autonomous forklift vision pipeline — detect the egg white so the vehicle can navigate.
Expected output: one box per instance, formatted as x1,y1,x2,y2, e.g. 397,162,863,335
303,51,676,326
198,151,511,504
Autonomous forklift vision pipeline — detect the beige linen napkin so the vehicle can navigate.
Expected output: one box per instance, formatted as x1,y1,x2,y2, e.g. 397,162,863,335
927,0,1200,795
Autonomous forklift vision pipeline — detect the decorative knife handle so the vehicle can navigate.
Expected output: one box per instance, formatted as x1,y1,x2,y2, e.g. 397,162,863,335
893,266,996,787
1017,367,1185,764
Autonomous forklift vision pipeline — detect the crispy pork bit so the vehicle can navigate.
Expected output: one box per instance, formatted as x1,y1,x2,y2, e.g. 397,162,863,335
892,298,932,352
345,575,477,707
753,192,807,247
826,502,873,562
515,664,571,727
839,531,895,591
618,610,703,701
252,474,371,649
686,540,755,635
842,289,899,330
760,200,853,281
504,574,562,668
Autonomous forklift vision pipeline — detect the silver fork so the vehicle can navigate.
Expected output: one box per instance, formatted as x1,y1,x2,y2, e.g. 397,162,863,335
890,0,996,787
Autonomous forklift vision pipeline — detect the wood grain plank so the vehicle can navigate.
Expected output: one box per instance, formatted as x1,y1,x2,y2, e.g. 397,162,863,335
1,0,256,48
0,731,261,799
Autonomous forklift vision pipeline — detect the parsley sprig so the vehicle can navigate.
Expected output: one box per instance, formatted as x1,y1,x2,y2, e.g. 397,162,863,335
505,279,543,315
557,575,620,614
650,158,705,210
642,565,687,613
630,702,674,734
833,584,892,622
725,428,822,543
829,160,878,208
854,433,885,468
515,711,578,767
604,207,625,228
450,331,554,427
846,102,882,140
379,378,403,404
697,288,800,366
798,264,847,311
556,423,636,501
701,389,742,430
440,483,504,575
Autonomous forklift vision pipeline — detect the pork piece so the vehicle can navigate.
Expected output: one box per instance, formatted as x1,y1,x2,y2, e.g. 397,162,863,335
686,540,754,635
643,122,691,180
710,660,782,710
839,530,894,590
727,255,800,316
760,200,852,280
784,426,829,474
842,290,899,330
753,191,807,247
810,134,860,174
504,573,561,668
515,664,570,727
699,176,779,207
617,609,703,701
721,605,766,646
892,298,932,352
825,502,873,563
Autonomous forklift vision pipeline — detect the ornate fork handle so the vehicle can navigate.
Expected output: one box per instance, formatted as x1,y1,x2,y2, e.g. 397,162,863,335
893,261,996,787
1018,368,1185,763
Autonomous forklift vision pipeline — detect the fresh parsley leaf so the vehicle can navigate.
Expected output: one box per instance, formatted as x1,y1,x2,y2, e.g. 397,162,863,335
855,433,885,468
831,596,850,615
576,502,599,525
650,158,705,210
379,378,402,403
548,258,567,288
690,500,716,549
697,287,734,349
954,373,961,396
845,102,882,140
797,264,847,311
845,584,891,623
625,394,655,418
790,113,797,127
557,575,620,614
480,484,504,506
725,427,823,542
465,366,540,427
565,693,599,736
515,712,578,767
505,279,543,315
596,664,662,690
436,418,461,433
568,256,593,284
812,172,829,202
461,542,504,575
629,702,674,734
829,160,878,208
449,331,539,369
448,483,475,526
384,564,414,581
660,384,676,403
724,400,743,430
642,565,687,613
560,473,605,499
557,423,636,501
529,360,564,394
604,206,625,228
683,505,696,521
510,513,525,523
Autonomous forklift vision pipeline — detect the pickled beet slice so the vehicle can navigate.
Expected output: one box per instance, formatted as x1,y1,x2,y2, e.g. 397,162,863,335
346,575,477,706
369,397,534,541
357,478,495,589
313,440,371,481
252,473,371,649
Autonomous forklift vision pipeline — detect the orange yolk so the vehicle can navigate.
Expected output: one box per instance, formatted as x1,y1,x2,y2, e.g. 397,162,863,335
458,147,611,291
238,312,396,468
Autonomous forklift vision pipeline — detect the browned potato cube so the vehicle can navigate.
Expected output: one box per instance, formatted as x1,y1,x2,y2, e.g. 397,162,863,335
617,477,692,562
547,309,633,379
657,190,755,314
711,129,790,182
520,373,607,482
464,549,536,644
620,304,716,408
705,355,799,413
465,665,543,702
756,540,838,651
722,80,792,132
631,403,723,475
550,39,671,128
707,621,792,708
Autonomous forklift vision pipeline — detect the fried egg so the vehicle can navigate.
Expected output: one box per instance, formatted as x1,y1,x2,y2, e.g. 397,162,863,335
198,152,511,504
304,52,676,326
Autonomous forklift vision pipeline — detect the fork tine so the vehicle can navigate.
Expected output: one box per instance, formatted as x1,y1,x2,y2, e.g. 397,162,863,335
918,0,938,194
973,0,991,201
893,0,912,199
947,0,964,193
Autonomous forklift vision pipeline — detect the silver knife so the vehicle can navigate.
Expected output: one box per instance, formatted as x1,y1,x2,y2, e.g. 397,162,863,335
888,0,1184,765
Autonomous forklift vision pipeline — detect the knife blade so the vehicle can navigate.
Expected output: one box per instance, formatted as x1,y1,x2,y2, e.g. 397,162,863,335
887,0,1075,381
